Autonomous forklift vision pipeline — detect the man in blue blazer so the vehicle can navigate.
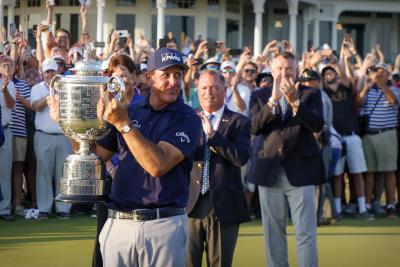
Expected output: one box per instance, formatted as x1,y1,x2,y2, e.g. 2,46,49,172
249,52,325,267
186,70,251,267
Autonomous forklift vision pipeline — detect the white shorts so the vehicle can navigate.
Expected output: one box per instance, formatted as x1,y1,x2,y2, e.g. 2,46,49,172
334,134,367,175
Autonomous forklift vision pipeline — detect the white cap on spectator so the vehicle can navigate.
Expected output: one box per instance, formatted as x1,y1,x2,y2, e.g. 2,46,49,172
322,43,330,50
375,63,389,72
220,60,235,71
42,59,58,72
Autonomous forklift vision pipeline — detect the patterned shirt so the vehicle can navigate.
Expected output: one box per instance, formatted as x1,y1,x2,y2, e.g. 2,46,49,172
361,85,400,130
10,78,31,137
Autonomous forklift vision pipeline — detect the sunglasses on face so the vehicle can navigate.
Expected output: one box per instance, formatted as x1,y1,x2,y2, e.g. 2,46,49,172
261,78,273,83
222,68,235,74
244,69,256,74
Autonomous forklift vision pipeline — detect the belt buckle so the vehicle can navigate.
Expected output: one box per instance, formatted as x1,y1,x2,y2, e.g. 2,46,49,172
133,209,154,221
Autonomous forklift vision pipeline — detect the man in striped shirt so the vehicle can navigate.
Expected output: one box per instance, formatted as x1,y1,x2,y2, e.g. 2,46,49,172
3,55,32,216
359,63,399,219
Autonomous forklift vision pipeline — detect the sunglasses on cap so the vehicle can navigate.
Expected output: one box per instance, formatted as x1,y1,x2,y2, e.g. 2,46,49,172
244,68,256,74
206,65,220,71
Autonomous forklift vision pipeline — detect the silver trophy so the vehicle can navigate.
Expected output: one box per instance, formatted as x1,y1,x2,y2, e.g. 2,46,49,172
50,44,125,203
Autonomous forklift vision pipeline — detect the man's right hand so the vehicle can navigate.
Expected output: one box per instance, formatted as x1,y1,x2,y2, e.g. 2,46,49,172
271,73,283,101
46,96,59,122
46,1,54,11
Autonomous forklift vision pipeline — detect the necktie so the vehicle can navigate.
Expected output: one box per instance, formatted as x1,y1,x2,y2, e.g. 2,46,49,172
200,114,215,195
279,96,289,121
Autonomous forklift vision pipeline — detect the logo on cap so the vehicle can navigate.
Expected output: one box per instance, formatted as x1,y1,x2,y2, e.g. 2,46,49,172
161,53,182,63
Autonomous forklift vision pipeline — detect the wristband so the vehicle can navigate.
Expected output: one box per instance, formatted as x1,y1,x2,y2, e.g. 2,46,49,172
268,97,277,106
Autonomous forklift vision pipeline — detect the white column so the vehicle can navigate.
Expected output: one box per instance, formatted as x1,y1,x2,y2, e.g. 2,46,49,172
156,0,167,44
0,0,4,32
312,6,320,49
331,20,338,52
96,0,105,42
7,0,15,39
252,0,266,56
218,0,227,42
287,0,298,52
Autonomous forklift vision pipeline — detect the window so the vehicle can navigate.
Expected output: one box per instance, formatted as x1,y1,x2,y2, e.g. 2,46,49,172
55,0,80,6
208,0,219,11
28,0,41,7
152,0,196,8
116,0,136,6
226,0,239,13
207,17,219,41
15,0,21,8
226,19,239,48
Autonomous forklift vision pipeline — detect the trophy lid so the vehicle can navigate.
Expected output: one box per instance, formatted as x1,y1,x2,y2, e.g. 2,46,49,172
74,43,102,75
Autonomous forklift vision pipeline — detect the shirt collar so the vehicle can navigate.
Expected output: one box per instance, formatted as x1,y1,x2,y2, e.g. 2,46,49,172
203,105,225,121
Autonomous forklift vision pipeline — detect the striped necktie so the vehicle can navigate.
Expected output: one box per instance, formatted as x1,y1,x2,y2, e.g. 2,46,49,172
200,114,215,195
279,96,289,121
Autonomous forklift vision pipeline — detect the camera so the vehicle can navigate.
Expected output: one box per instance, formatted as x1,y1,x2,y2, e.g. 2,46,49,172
93,41,105,48
116,30,130,38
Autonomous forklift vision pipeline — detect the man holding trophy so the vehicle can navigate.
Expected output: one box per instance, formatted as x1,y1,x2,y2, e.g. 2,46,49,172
48,47,202,267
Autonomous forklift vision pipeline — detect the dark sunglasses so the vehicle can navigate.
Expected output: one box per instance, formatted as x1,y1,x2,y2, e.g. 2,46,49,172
244,69,256,74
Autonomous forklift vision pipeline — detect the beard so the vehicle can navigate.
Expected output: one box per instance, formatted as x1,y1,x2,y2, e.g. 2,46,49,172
325,77,337,85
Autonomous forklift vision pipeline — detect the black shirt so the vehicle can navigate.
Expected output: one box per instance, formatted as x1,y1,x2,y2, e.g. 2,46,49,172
324,83,358,135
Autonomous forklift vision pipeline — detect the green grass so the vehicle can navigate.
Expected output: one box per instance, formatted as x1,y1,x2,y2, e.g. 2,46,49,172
1,215,400,267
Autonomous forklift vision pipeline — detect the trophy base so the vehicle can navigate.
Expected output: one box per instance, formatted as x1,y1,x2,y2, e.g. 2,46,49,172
55,194,110,204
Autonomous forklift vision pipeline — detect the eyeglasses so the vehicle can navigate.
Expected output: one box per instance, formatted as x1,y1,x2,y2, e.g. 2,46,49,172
261,78,273,83
244,69,256,74
222,68,235,74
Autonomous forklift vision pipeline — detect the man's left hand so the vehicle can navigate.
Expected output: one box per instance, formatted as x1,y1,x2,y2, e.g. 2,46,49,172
281,77,299,105
198,111,215,138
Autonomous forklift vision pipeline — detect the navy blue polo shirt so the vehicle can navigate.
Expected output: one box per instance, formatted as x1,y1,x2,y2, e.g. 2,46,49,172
97,96,201,211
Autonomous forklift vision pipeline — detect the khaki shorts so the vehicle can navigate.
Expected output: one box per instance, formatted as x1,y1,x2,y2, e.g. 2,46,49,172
363,129,398,172
12,136,27,162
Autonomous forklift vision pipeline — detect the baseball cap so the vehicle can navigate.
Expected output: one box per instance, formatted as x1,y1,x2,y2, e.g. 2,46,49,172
256,72,273,86
42,59,58,72
220,60,235,71
374,63,389,71
147,47,188,71
298,68,321,82
321,65,337,77
200,57,220,71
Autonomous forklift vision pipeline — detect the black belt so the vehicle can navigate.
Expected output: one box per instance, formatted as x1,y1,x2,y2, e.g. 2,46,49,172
366,127,396,135
2,124,8,129
341,131,355,136
37,129,63,136
108,207,186,221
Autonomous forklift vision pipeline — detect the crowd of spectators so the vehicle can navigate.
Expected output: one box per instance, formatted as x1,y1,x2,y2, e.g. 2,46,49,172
0,1,400,223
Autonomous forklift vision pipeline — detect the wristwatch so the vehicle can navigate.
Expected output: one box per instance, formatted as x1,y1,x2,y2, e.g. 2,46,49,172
120,123,133,134
292,99,301,108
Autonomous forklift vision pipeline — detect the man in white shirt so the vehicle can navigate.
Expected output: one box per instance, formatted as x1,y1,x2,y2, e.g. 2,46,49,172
0,68,16,221
31,58,73,220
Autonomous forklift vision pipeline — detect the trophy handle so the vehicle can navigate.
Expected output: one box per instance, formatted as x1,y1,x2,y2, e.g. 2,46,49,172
107,76,126,103
49,75,62,100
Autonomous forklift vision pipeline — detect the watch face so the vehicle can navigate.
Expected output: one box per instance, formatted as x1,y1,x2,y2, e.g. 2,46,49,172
122,125,131,133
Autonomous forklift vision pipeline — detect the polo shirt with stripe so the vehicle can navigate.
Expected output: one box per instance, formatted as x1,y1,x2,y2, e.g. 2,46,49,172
361,85,400,130
10,78,31,138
